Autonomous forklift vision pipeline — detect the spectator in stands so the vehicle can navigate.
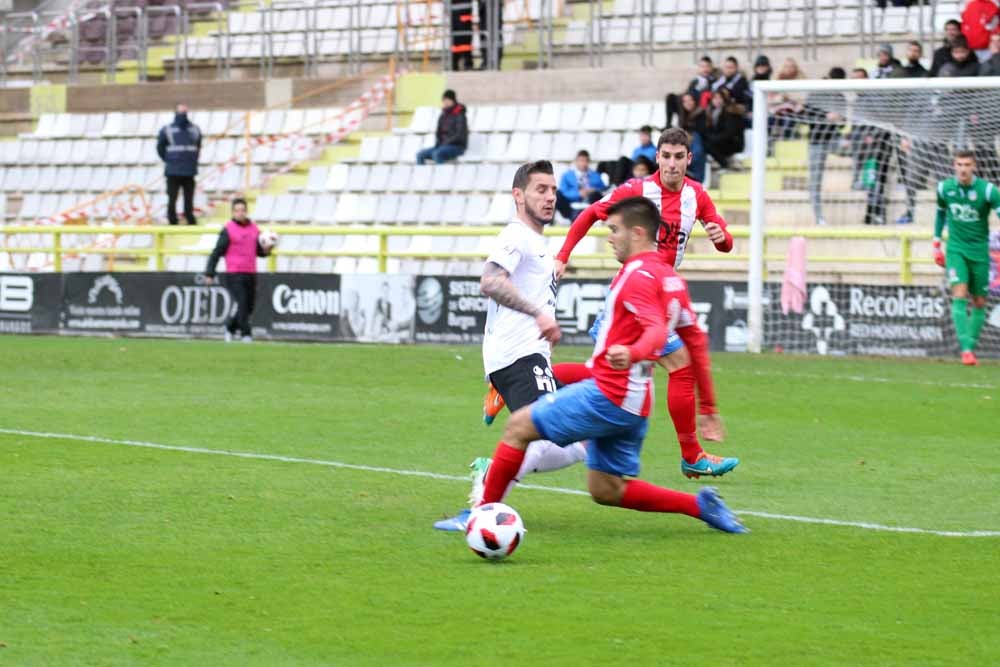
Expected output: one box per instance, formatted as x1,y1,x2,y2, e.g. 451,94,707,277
939,36,982,76
803,67,848,226
665,56,717,127
204,198,272,343
746,54,773,123
931,20,963,76
848,66,894,224
892,41,929,78
632,125,657,163
157,103,201,226
980,31,1000,74
602,125,657,186
872,43,903,78
961,0,1000,61
417,90,468,164
702,89,745,169
449,2,474,70
893,43,931,224
632,156,655,179
478,0,503,70
712,56,751,109
677,92,707,182
767,57,807,143
556,150,606,222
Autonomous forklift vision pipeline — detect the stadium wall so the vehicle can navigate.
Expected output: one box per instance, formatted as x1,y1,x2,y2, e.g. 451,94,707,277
2,272,998,359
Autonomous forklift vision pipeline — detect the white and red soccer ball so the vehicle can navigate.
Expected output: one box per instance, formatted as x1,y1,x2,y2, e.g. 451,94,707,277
465,503,525,561
258,229,279,250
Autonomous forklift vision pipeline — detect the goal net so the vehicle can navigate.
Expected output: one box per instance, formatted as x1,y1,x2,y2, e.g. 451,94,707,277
745,76,1000,359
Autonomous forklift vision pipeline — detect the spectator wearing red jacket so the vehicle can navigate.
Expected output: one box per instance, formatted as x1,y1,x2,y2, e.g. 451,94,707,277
961,0,1000,60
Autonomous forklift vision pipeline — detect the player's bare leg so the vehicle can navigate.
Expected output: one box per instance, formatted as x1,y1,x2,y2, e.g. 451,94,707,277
657,348,739,479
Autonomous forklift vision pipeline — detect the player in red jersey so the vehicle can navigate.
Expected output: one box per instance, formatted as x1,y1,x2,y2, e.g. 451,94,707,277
549,127,737,477
475,196,746,533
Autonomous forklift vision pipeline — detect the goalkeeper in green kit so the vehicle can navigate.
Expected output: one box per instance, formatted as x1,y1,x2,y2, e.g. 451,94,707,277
933,150,1000,366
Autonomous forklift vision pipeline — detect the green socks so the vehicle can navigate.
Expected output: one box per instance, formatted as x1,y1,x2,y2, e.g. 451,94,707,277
969,305,987,350
952,298,970,352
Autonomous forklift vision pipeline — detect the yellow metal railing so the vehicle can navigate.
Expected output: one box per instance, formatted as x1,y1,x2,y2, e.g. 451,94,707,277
0,225,938,283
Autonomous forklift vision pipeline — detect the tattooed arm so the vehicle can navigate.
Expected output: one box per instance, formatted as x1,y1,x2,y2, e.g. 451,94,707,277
480,261,561,343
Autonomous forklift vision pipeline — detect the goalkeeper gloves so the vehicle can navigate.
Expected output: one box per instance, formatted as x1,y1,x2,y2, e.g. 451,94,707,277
932,239,945,268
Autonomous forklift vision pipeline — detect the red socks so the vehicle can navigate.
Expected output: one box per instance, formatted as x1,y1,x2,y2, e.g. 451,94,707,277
552,362,592,386
668,365,704,464
479,442,526,505
620,479,701,517
676,326,717,415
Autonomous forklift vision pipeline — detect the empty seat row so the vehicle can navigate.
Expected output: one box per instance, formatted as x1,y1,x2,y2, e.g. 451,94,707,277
251,192,514,225
1,166,162,193
186,29,443,60
359,131,640,165
30,107,356,140
1,136,312,168
402,101,666,136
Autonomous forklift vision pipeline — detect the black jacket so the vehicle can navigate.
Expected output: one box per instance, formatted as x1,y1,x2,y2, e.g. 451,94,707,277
891,61,928,78
930,44,954,77
436,103,469,149
157,112,202,178
980,53,1000,76
872,57,903,79
712,73,751,108
704,106,745,154
802,90,847,144
938,56,981,78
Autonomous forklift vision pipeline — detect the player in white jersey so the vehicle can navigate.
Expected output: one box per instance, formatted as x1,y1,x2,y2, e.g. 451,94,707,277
433,161,587,531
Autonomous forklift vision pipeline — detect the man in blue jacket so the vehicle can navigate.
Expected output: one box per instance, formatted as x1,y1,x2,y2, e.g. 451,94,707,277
556,150,606,222
157,103,202,225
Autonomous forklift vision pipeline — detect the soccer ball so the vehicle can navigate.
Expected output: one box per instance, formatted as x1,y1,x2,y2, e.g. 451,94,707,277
258,229,279,250
465,503,525,561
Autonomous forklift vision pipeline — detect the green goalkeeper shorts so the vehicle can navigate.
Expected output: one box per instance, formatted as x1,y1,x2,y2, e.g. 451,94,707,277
946,251,990,297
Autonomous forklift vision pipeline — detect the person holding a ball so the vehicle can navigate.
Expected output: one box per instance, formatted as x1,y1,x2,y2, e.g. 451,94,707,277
204,198,277,343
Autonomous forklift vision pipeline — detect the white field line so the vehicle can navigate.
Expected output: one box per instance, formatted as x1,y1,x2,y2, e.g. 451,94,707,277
714,367,997,391
2,427,998,538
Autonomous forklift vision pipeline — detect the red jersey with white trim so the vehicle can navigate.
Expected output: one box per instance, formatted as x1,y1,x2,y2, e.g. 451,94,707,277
556,173,733,268
586,251,692,416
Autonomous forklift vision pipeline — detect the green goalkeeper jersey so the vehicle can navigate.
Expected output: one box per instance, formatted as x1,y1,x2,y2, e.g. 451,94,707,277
935,176,1000,257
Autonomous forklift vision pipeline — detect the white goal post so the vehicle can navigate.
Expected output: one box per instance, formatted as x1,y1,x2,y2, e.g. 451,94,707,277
748,75,1000,354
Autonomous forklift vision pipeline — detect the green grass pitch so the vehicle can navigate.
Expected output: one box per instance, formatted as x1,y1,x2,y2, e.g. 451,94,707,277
1,335,998,665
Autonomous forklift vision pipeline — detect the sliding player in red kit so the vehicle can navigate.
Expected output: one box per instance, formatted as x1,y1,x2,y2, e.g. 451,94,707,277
550,127,738,479
476,197,746,534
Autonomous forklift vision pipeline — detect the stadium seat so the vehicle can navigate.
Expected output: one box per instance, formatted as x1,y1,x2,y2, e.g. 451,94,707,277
430,164,456,192
485,134,509,162
505,132,532,163
358,136,381,163
326,163,350,192
375,194,401,223
440,195,468,225
379,135,402,163
346,165,371,192
485,193,514,223
410,166,433,192
472,106,498,133
474,163,499,191
367,164,392,193
396,194,421,224
333,194,360,223
305,166,329,193
417,194,445,224
313,194,339,224
405,106,438,134
386,165,413,192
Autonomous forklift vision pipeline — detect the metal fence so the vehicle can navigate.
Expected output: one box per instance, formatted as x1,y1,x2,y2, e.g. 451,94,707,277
1,0,954,85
